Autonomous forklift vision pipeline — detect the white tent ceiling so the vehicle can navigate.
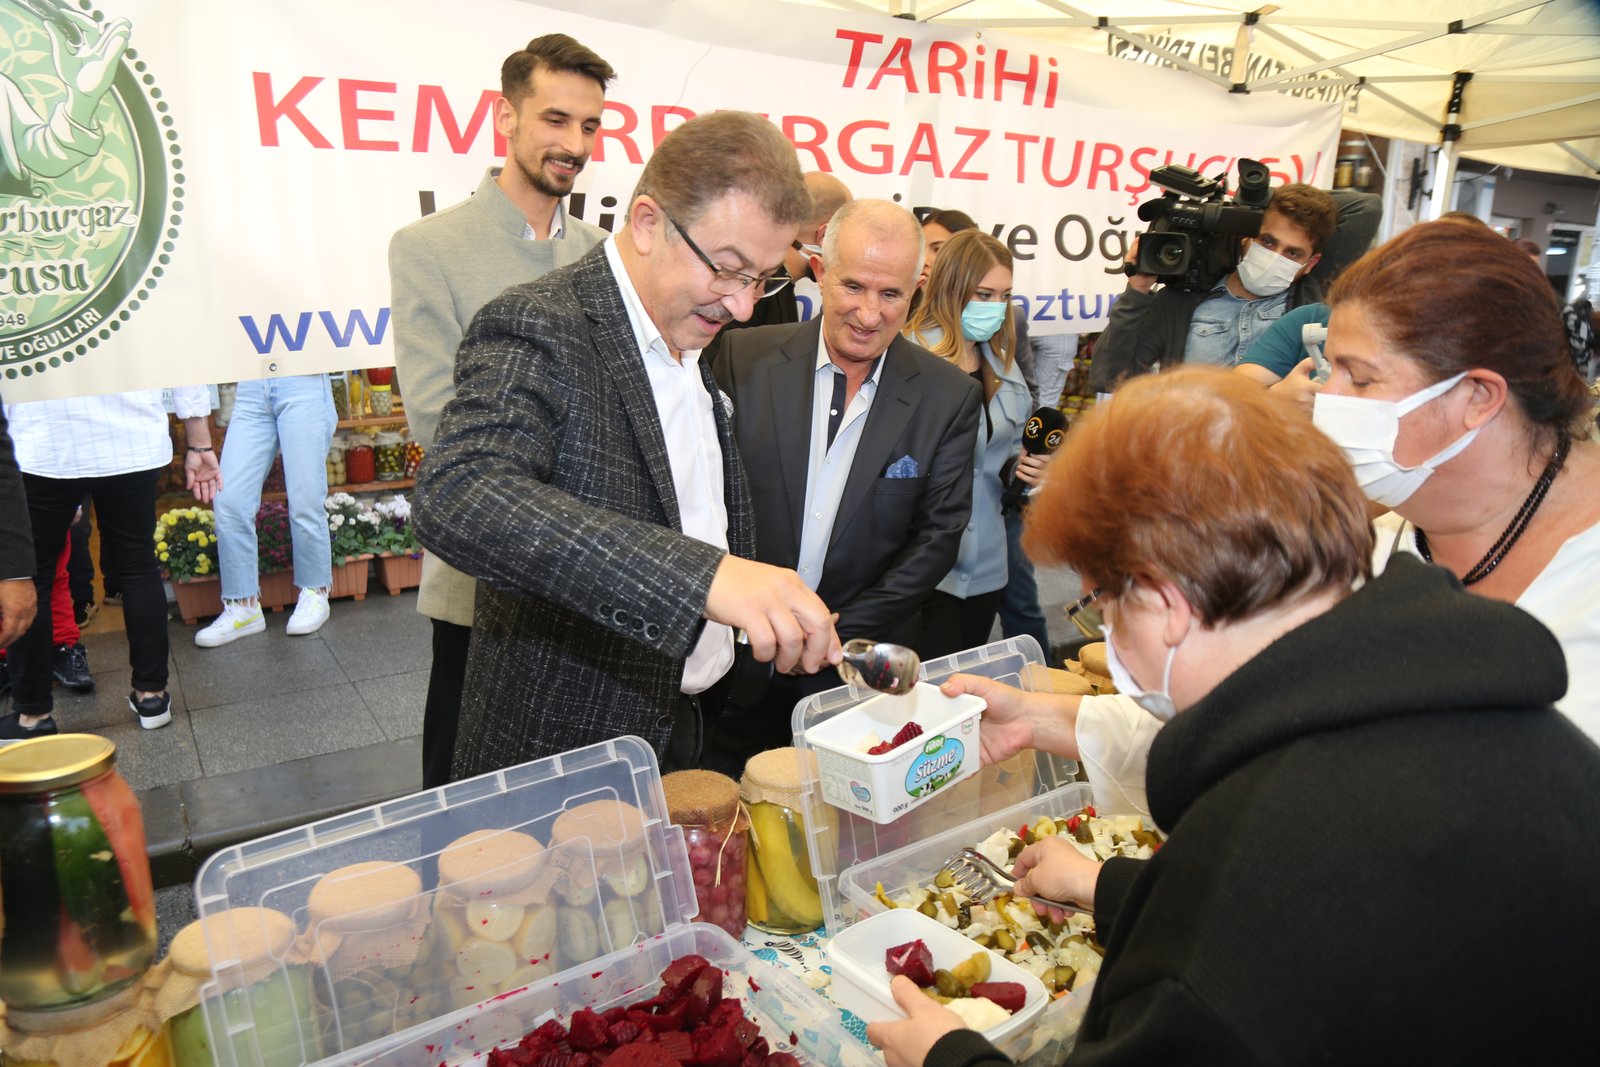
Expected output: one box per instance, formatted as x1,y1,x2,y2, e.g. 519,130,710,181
795,0,1600,180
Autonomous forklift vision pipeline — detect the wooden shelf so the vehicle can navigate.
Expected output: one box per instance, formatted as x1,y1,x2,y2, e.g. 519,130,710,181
177,478,414,507
337,415,409,430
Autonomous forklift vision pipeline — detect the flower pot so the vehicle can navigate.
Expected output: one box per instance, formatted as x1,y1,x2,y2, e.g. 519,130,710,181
258,568,297,613
376,551,423,595
172,576,223,625
330,554,374,602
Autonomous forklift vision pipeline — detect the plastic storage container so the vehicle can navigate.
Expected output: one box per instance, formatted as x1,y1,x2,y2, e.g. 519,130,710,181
741,749,823,936
828,909,1048,1056
189,736,865,1067
661,770,748,938
789,637,1078,937
803,683,985,824
0,735,158,1011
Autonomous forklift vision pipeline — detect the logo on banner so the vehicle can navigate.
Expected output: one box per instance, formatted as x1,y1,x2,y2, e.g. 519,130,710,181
0,0,180,382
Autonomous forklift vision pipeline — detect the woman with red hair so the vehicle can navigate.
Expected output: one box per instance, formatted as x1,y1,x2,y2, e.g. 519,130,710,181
868,367,1599,1066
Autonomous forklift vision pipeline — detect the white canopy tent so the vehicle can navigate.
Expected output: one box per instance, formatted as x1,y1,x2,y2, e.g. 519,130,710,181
796,0,1600,193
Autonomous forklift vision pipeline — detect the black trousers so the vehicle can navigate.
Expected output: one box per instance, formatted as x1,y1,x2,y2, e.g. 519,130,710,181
702,667,841,778
422,618,471,789
10,468,167,715
919,588,1005,663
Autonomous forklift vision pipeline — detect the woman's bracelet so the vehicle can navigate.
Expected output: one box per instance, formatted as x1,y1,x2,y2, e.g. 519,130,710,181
187,446,214,453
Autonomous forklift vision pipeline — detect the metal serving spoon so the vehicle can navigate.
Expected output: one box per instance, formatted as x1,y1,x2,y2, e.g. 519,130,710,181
837,638,921,696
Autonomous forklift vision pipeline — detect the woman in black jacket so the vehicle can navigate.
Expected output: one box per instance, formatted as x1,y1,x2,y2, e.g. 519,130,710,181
868,367,1600,1067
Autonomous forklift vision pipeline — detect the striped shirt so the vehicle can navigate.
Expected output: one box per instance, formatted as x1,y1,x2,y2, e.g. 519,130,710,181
6,386,211,479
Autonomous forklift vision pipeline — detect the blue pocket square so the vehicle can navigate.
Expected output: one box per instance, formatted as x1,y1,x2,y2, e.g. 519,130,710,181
884,455,919,479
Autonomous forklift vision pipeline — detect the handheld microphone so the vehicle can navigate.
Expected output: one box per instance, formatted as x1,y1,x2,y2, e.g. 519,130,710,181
1002,407,1067,514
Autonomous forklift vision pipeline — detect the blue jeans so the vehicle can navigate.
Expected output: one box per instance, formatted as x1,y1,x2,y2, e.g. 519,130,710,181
998,507,1050,658
213,375,335,599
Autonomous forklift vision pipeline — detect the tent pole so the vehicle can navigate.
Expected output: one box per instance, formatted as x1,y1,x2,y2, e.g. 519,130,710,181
1427,143,1458,220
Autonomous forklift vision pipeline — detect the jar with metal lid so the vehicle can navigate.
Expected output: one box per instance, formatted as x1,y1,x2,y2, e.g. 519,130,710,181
740,748,824,935
427,829,559,1011
662,770,748,937
302,860,432,1054
0,735,157,1011
344,438,376,485
329,374,349,420
373,431,405,482
1,986,172,1067
161,907,319,1067
548,800,664,963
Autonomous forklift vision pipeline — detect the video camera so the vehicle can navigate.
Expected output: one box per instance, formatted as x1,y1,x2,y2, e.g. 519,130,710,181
1129,158,1273,292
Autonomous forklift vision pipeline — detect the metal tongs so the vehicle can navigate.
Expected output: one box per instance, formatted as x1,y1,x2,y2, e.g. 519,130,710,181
939,847,1093,916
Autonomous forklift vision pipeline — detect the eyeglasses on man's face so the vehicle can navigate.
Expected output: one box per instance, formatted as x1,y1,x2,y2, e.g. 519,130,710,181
661,206,792,299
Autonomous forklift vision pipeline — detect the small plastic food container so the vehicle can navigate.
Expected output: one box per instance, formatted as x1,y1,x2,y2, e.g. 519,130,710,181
662,770,748,938
827,908,1048,1055
803,683,985,824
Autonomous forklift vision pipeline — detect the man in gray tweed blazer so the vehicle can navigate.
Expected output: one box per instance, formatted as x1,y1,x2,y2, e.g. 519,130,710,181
414,111,841,780
389,35,613,787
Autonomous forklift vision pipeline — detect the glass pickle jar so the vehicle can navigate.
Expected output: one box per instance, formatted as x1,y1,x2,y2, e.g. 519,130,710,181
2,987,172,1067
401,431,425,479
429,829,559,1011
661,770,748,938
373,431,405,482
164,907,318,1067
345,439,376,485
0,735,158,1010
548,800,663,963
740,748,824,935
329,374,350,421
368,383,394,417
326,437,347,487
303,861,432,1054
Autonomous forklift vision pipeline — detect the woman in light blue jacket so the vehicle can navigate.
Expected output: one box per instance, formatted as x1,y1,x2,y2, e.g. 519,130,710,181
904,230,1044,659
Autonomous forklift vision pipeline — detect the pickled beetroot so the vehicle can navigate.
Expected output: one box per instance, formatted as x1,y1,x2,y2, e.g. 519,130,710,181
969,982,1026,1013
486,956,805,1067
884,939,936,988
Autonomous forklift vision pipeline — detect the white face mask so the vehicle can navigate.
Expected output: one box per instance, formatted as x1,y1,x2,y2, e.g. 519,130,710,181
1235,240,1302,297
1102,621,1179,722
1312,371,1478,508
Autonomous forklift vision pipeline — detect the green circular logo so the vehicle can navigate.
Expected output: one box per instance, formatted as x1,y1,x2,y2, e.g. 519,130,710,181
0,0,180,381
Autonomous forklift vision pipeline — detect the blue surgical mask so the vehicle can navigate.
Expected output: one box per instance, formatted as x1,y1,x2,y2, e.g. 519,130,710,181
960,300,1008,342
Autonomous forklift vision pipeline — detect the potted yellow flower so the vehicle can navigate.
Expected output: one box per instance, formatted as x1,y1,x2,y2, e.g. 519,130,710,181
156,507,222,624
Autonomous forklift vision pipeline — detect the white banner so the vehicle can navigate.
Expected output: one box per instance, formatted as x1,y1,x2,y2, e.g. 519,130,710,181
0,0,1340,402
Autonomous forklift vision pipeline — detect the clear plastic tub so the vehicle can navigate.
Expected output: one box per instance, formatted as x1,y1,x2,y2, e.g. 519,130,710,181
341,923,876,1067
803,683,985,824
788,637,1079,936
827,909,1048,1057
190,737,872,1067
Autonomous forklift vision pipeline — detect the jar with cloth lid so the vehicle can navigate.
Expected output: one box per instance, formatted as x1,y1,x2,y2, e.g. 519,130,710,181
157,907,319,1067
1,986,172,1067
427,829,560,1011
373,431,405,482
300,860,433,1053
662,770,748,937
0,734,157,1011
344,438,375,485
741,748,824,935
547,800,664,964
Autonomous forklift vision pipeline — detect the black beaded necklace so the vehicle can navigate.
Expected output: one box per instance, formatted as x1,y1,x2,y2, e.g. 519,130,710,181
1413,435,1571,586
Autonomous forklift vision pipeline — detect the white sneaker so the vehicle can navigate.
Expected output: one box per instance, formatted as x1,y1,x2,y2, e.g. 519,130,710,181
195,600,266,647
285,587,330,636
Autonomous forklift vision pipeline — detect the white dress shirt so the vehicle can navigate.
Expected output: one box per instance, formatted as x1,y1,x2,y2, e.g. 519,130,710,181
603,237,732,694
796,335,884,590
6,386,211,479
520,197,566,241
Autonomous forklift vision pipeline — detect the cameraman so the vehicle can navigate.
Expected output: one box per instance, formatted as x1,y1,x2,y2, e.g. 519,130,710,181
1088,183,1339,392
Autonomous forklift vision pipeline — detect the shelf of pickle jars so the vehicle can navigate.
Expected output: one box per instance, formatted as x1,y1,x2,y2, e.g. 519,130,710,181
181,478,415,506
337,415,410,430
